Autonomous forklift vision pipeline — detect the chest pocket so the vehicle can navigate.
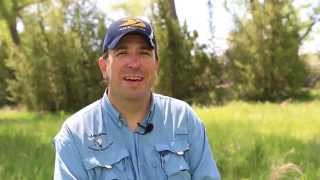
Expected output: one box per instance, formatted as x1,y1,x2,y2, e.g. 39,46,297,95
82,148,130,180
155,140,191,180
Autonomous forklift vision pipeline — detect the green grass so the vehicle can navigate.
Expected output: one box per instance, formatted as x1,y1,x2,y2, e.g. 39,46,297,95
0,100,319,179
0,109,67,180
196,100,320,179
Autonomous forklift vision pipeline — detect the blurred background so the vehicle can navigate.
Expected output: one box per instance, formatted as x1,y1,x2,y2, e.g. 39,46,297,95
0,0,319,179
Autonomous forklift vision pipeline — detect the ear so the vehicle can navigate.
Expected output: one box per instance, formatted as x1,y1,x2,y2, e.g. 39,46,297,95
98,56,108,79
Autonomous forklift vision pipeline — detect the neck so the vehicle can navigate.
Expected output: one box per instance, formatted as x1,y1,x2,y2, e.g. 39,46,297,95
107,90,151,130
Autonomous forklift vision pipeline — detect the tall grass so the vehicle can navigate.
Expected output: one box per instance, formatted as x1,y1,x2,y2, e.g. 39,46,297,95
197,100,320,179
0,109,66,180
0,99,319,179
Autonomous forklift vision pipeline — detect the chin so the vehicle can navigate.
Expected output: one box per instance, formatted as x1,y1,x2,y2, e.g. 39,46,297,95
124,91,149,100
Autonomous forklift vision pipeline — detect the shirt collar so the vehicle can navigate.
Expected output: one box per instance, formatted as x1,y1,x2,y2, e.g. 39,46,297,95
100,90,156,128
144,93,155,124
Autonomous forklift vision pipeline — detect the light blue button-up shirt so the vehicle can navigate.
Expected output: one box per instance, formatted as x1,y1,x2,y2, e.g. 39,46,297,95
53,92,220,180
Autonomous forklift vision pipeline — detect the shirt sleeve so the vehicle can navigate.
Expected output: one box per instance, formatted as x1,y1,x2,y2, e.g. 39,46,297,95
186,106,221,180
53,124,88,180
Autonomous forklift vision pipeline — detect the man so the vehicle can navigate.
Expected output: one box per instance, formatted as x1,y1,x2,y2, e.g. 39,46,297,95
53,17,220,180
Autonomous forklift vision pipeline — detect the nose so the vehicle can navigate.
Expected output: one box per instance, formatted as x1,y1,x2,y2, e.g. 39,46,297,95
127,54,141,69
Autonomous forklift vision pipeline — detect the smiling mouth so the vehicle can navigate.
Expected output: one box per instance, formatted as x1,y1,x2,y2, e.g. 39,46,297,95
123,76,144,82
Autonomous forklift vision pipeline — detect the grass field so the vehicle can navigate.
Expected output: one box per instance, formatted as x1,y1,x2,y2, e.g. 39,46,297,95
197,99,320,179
0,99,319,179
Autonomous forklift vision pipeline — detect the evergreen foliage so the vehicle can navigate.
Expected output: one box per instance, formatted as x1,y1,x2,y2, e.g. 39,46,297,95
153,0,221,105
225,0,315,101
5,0,106,111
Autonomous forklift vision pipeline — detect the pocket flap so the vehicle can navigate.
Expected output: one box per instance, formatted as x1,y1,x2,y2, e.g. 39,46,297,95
83,147,129,170
155,140,189,155
155,140,190,177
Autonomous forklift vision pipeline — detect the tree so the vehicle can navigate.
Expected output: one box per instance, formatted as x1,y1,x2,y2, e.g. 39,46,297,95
0,0,44,106
0,40,10,106
6,0,106,111
152,0,221,105
0,0,40,46
225,0,319,101
111,0,153,17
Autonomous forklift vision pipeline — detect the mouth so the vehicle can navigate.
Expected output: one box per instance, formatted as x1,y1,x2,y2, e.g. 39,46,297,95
123,75,144,82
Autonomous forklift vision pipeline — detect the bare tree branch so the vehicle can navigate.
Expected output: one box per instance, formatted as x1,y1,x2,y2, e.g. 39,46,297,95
299,17,319,43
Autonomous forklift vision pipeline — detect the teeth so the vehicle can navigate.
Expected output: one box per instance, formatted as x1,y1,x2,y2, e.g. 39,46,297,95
124,76,143,81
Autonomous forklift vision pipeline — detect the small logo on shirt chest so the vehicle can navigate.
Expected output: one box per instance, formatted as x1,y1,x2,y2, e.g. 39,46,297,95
87,133,109,151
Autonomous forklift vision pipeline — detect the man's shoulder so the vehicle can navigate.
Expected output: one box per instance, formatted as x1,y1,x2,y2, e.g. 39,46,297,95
62,99,102,132
153,93,202,119
53,99,104,154
153,93,195,122
153,93,190,108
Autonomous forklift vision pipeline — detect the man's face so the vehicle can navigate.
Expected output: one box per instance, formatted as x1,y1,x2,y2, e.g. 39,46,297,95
99,34,158,100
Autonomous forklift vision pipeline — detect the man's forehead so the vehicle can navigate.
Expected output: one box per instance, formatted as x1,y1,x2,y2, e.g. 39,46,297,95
112,34,153,50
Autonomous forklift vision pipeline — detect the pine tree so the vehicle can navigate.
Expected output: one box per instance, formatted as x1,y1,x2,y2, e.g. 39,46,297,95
152,0,221,104
6,0,106,111
225,0,318,101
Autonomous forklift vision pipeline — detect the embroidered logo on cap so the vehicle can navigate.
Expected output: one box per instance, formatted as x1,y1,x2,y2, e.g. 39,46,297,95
120,18,146,30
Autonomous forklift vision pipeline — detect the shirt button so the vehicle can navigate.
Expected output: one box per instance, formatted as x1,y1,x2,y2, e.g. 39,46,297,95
105,165,112,169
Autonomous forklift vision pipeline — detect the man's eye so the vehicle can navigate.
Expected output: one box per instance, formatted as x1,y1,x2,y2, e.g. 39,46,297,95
141,51,152,56
116,51,128,56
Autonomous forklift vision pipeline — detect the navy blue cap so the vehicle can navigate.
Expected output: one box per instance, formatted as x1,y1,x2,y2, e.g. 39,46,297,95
102,17,156,53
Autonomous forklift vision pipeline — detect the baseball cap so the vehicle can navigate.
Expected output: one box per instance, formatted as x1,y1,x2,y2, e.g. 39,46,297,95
102,17,157,53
